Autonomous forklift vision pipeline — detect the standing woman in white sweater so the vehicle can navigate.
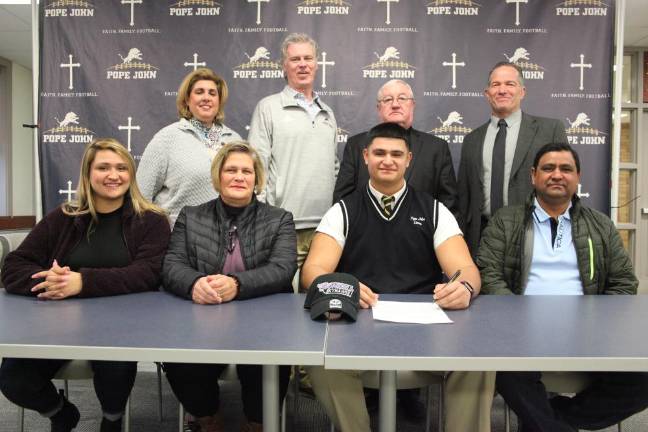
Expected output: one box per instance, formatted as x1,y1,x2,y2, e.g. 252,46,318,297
137,68,242,225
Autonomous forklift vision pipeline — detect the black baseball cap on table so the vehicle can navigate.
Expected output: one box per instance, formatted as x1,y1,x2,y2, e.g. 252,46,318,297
304,272,360,321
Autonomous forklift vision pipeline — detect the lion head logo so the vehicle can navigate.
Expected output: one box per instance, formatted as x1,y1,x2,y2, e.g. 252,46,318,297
375,47,400,63
55,112,79,128
437,111,464,128
504,47,530,64
567,113,591,129
245,47,271,64
118,48,143,64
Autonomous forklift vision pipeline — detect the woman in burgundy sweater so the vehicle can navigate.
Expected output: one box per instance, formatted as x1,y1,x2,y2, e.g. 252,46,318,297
0,138,170,432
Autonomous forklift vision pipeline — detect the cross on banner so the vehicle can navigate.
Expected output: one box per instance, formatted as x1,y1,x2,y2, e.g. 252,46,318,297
118,116,141,152
442,52,465,89
377,0,399,25
248,0,269,25
121,0,143,27
184,53,207,71
570,54,592,91
506,0,528,27
58,180,76,202
60,54,80,90
318,52,335,89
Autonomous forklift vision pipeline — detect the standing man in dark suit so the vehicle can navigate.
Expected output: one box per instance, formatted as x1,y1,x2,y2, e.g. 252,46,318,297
334,79,458,217
458,62,567,254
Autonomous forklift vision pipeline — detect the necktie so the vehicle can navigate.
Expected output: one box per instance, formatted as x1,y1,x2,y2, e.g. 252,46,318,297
381,195,395,216
490,119,508,215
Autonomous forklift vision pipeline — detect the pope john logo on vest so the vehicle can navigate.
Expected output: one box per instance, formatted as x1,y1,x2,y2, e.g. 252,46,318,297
410,216,425,227
106,48,159,80
362,47,416,79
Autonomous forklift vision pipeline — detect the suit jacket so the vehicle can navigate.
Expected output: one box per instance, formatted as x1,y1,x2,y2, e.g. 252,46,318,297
457,112,568,255
333,128,459,218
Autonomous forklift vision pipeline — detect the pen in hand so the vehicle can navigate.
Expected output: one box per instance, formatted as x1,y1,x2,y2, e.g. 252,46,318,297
433,269,461,302
444,269,462,286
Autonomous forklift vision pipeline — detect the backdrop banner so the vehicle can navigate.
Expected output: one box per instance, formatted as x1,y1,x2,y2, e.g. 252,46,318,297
39,0,614,214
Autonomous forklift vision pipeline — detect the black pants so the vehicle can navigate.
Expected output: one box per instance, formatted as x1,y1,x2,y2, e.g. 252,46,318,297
0,358,137,416
164,362,290,423
497,371,648,431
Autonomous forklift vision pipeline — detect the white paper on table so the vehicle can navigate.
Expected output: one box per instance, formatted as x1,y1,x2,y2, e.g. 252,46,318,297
372,300,453,324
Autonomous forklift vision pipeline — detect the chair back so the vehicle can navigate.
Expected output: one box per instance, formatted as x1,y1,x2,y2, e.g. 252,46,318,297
0,235,10,272
0,232,30,287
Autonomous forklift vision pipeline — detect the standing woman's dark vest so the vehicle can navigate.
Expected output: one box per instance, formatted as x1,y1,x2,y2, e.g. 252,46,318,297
336,186,442,294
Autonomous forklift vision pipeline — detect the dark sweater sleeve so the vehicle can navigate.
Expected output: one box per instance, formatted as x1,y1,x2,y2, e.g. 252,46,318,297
457,137,475,250
161,208,206,299
233,211,297,300
77,212,171,297
1,213,60,296
333,136,360,203
436,139,461,224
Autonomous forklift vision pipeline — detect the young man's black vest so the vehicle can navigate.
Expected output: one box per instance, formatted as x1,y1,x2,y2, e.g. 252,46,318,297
335,185,443,294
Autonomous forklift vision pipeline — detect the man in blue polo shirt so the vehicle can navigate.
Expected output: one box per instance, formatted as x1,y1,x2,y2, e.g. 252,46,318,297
478,142,648,431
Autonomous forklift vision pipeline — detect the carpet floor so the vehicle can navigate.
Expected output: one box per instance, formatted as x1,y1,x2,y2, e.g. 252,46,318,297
0,366,645,431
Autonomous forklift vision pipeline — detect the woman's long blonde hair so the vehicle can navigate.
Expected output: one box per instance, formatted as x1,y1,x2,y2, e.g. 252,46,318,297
62,138,166,220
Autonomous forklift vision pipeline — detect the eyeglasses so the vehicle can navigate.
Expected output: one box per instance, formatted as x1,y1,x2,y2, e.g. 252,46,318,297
378,95,414,105
227,225,237,254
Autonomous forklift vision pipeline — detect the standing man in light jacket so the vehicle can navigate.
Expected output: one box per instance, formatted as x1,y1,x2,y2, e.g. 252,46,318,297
458,61,567,255
478,142,648,432
333,79,458,219
248,33,338,275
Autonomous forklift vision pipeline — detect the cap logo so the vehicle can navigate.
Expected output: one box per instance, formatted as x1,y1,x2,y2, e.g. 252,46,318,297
329,299,342,309
317,282,354,297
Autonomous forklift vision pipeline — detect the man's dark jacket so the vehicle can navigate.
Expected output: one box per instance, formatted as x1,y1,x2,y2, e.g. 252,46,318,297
458,112,567,255
162,197,297,300
333,128,459,218
477,193,637,296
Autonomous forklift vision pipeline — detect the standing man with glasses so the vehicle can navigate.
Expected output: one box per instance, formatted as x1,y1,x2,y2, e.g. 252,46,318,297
457,62,567,255
334,79,459,219
249,33,338,277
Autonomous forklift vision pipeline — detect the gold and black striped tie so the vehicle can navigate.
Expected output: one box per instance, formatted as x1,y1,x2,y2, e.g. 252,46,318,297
381,195,395,216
